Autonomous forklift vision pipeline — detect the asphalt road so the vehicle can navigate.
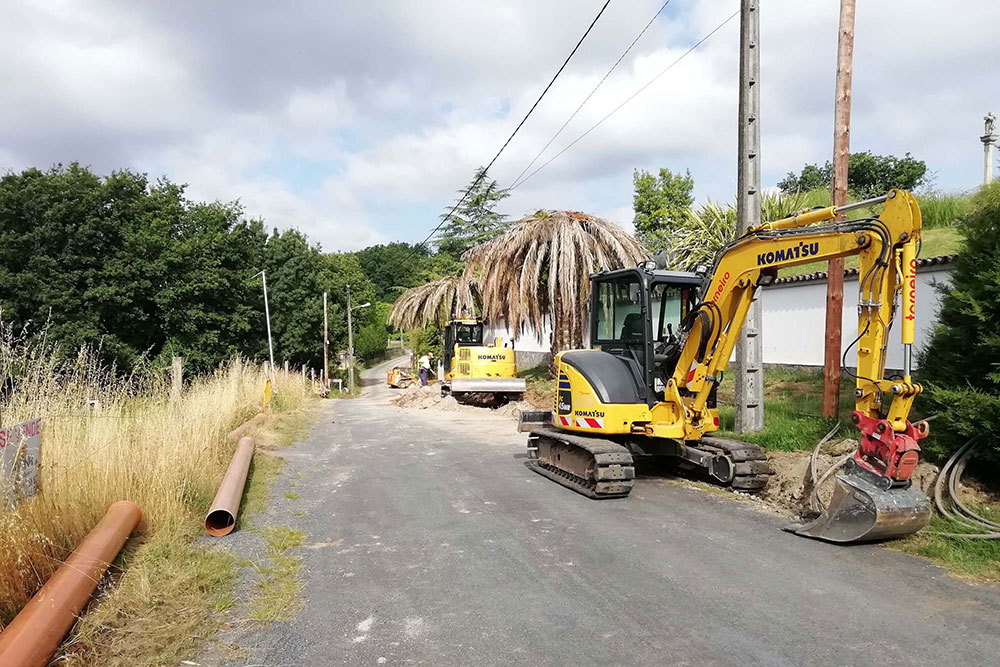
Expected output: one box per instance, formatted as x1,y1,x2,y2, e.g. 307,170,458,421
213,358,1000,666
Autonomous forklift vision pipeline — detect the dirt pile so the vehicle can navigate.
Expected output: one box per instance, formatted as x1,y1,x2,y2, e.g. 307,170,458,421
758,438,858,513
757,439,946,516
390,385,462,411
390,385,537,420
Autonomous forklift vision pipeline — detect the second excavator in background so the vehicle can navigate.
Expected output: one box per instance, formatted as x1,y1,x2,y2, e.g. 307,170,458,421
440,318,526,403
520,189,932,544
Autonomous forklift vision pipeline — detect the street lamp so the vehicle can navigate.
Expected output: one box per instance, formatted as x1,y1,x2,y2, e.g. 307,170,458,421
252,270,276,382
346,283,371,393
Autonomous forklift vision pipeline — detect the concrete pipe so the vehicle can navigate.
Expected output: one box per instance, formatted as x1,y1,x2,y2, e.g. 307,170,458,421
226,412,265,442
205,436,255,537
0,500,142,667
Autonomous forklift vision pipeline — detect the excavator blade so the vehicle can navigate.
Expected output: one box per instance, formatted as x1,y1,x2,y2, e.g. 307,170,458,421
784,470,931,543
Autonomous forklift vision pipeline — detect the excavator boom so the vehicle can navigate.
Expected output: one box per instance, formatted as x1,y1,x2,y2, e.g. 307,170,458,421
672,189,930,541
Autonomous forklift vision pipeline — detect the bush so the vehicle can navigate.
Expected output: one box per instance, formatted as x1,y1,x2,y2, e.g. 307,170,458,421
919,182,1000,464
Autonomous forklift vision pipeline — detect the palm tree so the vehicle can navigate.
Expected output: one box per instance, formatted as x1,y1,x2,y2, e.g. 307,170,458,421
463,210,648,363
387,275,479,330
667,191,815,270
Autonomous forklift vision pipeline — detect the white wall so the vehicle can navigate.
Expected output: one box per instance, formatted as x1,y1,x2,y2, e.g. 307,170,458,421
486,319,552,353
760,265,951,370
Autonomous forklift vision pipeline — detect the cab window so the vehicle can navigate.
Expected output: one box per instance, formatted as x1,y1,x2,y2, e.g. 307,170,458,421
454,323,483,345
650,285,693,342
595,276,643,342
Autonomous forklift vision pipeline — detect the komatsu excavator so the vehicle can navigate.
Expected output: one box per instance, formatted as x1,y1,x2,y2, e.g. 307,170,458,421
440,318,526,403
520,189,932,543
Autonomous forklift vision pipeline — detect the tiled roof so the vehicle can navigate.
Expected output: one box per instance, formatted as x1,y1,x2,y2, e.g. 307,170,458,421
772,254,957,285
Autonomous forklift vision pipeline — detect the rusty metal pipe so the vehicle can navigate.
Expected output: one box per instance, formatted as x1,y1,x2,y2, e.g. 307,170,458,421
227,412,264,442
0,500,142,667
205,436,255,537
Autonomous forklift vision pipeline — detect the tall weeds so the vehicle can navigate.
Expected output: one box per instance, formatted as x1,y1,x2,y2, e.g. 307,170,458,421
0,328,306,623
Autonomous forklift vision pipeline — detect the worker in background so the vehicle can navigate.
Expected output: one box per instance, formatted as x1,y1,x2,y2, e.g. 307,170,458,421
418,352,434,386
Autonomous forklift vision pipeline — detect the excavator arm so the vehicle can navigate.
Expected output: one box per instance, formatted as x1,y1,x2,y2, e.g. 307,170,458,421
669,189,932,541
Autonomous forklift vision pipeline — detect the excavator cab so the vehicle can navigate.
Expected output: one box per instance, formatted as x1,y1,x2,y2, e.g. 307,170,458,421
589,268,704,406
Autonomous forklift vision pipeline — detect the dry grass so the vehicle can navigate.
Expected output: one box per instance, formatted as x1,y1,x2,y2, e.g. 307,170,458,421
0,329,313,662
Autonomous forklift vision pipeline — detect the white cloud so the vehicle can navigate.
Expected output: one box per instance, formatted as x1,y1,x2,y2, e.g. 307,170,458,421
1,0,997,250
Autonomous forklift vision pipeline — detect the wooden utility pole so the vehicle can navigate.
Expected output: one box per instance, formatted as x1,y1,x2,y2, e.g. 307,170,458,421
822,0,856,417
323,291,330,394
734,0,764,432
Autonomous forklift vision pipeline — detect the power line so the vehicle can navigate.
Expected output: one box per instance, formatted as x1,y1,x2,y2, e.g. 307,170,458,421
417,0,613,249
510,8,739,191
508,0,673,190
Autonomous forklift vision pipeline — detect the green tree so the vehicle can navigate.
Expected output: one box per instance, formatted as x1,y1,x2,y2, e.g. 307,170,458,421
156,204,266,374
318,253,377,357
778,152,927,198
631,168,695,252
437,166,511,258
261,229,324,367
355,242,429,302
919,182,1000,465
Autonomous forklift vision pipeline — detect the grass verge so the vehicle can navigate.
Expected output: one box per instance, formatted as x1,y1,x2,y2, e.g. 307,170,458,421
716,366,854,451
0,330,317,665
249,526,306,622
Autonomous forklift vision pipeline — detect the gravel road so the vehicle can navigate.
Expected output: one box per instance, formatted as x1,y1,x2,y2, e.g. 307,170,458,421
208,357,1000,666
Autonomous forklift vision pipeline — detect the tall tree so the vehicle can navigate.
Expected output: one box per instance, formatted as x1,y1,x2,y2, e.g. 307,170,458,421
919,182,1000,465
437,166,511,258
778,151,927,198
355,242,429,302
631,168,695,253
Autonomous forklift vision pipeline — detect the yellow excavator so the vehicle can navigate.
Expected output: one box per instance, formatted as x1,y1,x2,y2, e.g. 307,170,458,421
441,318,526,403
520,190,932,543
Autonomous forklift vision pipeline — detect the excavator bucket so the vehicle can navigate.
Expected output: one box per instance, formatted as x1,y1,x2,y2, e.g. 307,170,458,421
784,470,931,543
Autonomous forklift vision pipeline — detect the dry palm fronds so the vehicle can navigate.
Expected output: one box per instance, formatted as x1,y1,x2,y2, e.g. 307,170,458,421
463,210,648,355
387,275,479,329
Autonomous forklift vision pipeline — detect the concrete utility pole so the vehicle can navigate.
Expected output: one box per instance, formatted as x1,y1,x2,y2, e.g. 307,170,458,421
734,0,764,432
255,270,276,382
347,284,354,394
982,112,997,185
822,0,856,418
323,291,330,394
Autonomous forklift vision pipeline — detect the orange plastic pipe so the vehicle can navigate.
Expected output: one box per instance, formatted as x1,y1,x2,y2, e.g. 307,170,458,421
205,436,255,537
0,500,142,667
226,412,264,442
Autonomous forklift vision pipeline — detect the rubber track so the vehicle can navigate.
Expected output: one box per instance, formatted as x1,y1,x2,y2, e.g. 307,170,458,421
527,428,634,499
698,435,772,491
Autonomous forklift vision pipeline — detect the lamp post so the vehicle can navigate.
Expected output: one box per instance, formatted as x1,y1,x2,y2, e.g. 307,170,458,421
253,270,276,381
346,283,371,394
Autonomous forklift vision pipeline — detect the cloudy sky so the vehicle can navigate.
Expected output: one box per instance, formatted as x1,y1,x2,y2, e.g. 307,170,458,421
2,1,997,251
